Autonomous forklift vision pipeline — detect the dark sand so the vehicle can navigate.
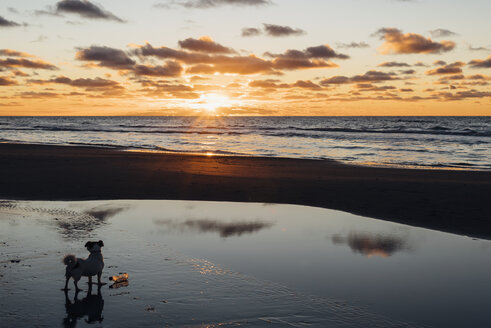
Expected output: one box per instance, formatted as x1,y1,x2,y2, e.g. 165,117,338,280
1,143,490,239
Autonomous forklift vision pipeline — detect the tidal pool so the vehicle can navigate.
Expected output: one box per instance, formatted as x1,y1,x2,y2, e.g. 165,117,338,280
0,200,490,327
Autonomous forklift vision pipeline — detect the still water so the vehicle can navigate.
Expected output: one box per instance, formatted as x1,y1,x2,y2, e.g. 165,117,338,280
1,200,490,327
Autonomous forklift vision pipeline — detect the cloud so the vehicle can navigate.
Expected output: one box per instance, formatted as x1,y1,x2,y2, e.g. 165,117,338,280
0,76,17,86
351,70,398,82
133,62,183,77
468,45,490,52
0,58,58,70
0,15,20,27
265,45,348,70
248,79,288,88
78,39,348,79
242,23,305,38
426,61,465,75
248,79,321,89
320,70,398,86
136,41,345,75
241,27,261,37
55,0,124,22
76,46,184,78
305,45,349,59
438,74,464,81
467,74,490,81
27,75,126,96
336,42,370,49
319,76,351,85
76,46,136,69
189,75,210,81
32,76,121,88
292,80,321,89
137,42,275,74
18,91,61,98
374,27,455,54
137,79,198,99
354,84,396,92
435,90,491,101
0,49,34,58
468,55,491,68
34,9,63,17
401,69,416,75
378,61,411,67
178,36,235,54
157,0,272,9
429,28,458,38
271,54,338,70
263,23,305,37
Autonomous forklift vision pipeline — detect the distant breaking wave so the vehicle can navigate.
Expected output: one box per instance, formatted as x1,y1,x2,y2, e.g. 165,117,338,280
1,123,489,138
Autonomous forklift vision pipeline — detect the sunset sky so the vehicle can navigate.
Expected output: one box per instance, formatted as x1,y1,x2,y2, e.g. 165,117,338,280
1,0,490,116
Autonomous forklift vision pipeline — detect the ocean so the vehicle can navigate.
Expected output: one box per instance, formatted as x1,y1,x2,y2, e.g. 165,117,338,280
0,116,489,170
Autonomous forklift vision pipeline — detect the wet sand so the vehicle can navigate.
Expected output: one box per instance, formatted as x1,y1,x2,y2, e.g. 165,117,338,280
1,143,490,239
5,199,489,327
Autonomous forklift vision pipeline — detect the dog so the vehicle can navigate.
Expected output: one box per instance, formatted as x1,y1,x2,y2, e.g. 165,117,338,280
62,240,105,291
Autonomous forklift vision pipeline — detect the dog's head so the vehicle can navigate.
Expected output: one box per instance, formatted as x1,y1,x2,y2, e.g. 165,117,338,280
85,240,104,253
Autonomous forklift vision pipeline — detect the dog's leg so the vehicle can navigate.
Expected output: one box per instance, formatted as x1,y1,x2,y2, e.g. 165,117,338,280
62,277,70,291
88,275,93,285
97,271,106,286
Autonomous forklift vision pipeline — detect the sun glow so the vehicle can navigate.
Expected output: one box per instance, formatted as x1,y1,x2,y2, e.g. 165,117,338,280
193,93,233,115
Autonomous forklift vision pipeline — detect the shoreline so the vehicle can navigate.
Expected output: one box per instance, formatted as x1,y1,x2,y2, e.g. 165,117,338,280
3,141,488,172
1,142,490,239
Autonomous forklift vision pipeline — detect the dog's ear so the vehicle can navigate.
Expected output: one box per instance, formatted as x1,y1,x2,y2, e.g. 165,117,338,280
98,240,104,247
85,241,92,248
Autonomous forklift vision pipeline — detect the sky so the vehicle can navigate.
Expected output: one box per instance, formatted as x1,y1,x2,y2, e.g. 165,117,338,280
1,0,490,116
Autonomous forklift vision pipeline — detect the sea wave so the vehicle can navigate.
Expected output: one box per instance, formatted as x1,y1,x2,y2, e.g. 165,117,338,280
0,116,489,170
2,125,489,138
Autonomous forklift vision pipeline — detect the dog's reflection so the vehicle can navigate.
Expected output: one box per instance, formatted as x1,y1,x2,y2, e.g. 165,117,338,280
63,285,104,327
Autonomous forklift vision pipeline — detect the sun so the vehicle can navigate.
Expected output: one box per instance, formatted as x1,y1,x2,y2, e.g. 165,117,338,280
195,93,231,115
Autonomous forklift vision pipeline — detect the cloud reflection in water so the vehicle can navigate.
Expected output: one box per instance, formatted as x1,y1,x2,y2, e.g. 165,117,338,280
83,206,126,220
0,201,129,239
154,219,274,238
332,233,408,258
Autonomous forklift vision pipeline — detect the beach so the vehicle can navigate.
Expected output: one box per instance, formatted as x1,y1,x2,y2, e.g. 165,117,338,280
1,143,490,239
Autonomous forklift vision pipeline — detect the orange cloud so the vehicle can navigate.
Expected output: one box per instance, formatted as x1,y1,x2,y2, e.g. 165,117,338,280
468,55,491,68
178,36,236,54
320,70,398,86
0,76,17,86
0,58,57,70
426,61,465,75
375,27,455,54
136,41,346,75
0,49,34,57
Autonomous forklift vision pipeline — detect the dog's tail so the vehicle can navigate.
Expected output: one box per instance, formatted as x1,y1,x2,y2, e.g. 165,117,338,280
62,254,77,266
